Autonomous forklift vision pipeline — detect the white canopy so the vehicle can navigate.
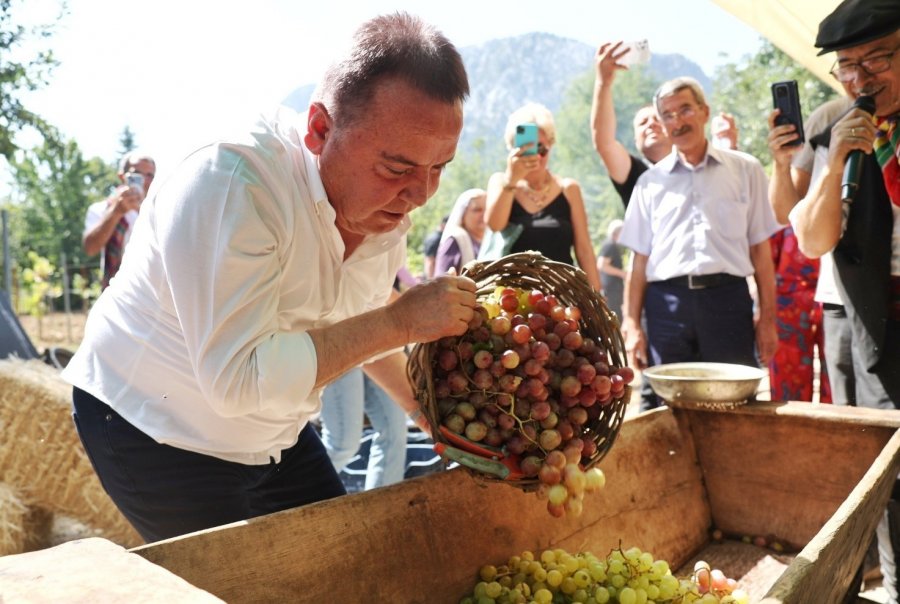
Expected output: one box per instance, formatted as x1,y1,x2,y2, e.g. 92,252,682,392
711,0,843,92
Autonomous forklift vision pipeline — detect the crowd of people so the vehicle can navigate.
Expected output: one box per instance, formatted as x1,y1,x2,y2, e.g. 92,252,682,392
66,1,900,597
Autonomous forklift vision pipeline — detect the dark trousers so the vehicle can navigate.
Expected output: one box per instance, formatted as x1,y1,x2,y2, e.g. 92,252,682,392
643,280,757,408
72,387,346,543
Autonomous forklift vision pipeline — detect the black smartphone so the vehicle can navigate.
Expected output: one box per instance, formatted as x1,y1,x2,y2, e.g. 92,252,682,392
771,80,804,146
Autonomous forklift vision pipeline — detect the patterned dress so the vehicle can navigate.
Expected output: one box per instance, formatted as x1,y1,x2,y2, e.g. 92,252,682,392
769,226,832,402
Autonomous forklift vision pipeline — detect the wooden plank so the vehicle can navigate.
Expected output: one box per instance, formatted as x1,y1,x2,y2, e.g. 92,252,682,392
761,428,900,603
0,537,222,603
134,409,709,604
736,400,900,429
681,404,895,547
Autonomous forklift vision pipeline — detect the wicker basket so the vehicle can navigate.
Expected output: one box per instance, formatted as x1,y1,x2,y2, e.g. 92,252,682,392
407,251,630,489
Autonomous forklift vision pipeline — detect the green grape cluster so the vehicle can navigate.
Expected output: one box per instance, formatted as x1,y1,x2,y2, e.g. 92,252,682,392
458,546,750,604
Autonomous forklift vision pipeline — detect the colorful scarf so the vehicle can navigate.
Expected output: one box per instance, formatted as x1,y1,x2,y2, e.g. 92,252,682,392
102,216,129,289
873,115,900,207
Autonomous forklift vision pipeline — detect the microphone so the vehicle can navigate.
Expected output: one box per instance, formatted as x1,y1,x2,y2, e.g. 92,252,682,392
841,95,876,202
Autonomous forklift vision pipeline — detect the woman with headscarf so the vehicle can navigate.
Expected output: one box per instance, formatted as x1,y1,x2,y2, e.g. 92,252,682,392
434,188,487,276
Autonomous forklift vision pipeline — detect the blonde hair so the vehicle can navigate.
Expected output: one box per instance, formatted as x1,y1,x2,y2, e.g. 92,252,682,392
503,103,556,149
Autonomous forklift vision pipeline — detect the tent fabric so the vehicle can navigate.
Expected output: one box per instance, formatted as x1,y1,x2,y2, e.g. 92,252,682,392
0,292,38,361
711,0,843,93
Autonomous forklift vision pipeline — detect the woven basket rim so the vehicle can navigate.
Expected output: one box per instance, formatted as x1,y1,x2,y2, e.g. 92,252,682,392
407,252,631,489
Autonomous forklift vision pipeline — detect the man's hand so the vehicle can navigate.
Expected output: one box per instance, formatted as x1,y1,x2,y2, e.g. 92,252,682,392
755,316,778,366
594,42,630,86
827,108,876,171
110,184,143,215
767,109,802,168
621,316,648,370
388,275,477,343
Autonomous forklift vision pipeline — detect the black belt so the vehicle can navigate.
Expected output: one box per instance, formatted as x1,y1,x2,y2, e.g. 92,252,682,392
659,273,744,290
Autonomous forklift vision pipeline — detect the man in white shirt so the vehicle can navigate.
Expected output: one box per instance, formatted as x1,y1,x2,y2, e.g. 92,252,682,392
82,152,155,288
62,12,476,543
618,77,779,409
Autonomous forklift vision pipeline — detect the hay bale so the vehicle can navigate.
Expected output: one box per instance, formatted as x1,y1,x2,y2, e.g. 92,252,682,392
0,483,28,556
0,358,142,548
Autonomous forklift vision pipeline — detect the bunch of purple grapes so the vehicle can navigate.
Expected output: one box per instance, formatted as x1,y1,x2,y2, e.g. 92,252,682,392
432,286,634,516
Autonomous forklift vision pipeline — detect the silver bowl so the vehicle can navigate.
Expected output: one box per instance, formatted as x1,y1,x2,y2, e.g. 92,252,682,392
642,362,766,409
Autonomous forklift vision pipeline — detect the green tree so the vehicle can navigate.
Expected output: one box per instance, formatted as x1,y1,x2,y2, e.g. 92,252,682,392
0,0,65,160
8,137,117,272
117,125,138,160
710,40,837,164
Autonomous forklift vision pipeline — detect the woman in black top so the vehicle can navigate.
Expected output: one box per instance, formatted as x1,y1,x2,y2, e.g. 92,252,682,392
484,103,601,290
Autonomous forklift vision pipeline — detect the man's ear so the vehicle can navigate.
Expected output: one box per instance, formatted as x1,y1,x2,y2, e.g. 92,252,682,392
304,102,332,155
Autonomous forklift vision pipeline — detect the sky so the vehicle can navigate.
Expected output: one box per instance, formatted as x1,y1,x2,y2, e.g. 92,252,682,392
15,0,766,182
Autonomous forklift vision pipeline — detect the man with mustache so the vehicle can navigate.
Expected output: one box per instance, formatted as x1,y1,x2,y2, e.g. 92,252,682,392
617,77,779,404
591,47,739,411
61,12,476,543
788,1,900,598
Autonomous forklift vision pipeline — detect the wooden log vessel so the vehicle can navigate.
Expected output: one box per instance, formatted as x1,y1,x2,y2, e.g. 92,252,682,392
133,402,900,603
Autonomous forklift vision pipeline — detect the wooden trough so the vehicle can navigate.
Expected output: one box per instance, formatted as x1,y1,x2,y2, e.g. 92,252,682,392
131,402,900,603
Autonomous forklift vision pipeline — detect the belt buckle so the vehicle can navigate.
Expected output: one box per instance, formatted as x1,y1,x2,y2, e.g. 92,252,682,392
687,275,705,290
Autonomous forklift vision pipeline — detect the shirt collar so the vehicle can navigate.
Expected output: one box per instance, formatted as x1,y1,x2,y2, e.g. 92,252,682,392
661,142,724,173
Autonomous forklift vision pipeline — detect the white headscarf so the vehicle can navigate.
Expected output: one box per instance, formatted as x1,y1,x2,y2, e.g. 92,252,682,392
439,188,485,267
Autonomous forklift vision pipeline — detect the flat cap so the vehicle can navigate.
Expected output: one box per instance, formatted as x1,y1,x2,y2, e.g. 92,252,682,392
816,0,900,55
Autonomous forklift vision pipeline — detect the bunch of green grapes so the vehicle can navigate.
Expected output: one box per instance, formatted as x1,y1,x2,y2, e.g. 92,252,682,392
458,546,749,604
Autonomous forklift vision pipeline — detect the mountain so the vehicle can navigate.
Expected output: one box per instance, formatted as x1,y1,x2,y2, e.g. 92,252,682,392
281,32,710,152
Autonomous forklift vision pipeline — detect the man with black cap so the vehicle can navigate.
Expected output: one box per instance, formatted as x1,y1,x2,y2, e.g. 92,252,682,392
791,0,900,599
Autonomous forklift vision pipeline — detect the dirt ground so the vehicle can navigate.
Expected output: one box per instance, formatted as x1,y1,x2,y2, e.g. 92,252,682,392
16,311,86,354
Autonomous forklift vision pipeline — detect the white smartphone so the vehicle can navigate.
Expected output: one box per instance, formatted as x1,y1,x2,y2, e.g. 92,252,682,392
125,172,145,196
619,40,650,67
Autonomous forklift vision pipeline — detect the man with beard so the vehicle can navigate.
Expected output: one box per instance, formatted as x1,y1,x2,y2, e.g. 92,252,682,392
617,77,779,400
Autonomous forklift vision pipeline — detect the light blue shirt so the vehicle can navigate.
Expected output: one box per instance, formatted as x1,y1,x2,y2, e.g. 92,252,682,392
619,145,779,282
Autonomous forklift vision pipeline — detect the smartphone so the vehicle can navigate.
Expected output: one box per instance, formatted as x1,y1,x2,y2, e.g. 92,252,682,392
771,80,804,146
125,172,145,196
618,39,651,67
514,123,539,156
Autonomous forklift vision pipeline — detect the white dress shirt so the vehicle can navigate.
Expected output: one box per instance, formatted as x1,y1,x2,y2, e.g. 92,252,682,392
619,146,779,282
63,108,407,464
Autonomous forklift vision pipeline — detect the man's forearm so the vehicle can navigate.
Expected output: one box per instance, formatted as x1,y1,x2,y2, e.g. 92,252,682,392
308,305,407,389
768,163,801,225
624,254,648,324
83,205,123,256
791,165,844,258
749,241,776,323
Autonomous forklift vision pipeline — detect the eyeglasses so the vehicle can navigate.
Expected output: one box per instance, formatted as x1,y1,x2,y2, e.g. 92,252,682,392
659,105,697,123
537,143,550,157
830,47,900,83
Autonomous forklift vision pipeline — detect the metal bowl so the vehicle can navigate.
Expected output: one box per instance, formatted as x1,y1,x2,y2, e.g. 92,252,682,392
642,362,766,409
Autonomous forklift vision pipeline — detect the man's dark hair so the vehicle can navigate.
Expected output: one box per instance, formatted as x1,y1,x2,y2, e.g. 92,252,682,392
316,12,469,126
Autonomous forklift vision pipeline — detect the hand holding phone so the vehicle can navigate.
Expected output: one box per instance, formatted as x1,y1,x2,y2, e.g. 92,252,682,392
125,172,145,196
514,123,539,156
618,39,650,67
771,80,804,147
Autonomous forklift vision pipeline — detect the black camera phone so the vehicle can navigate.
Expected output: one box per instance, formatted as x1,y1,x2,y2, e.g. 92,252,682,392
771,80,804,146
